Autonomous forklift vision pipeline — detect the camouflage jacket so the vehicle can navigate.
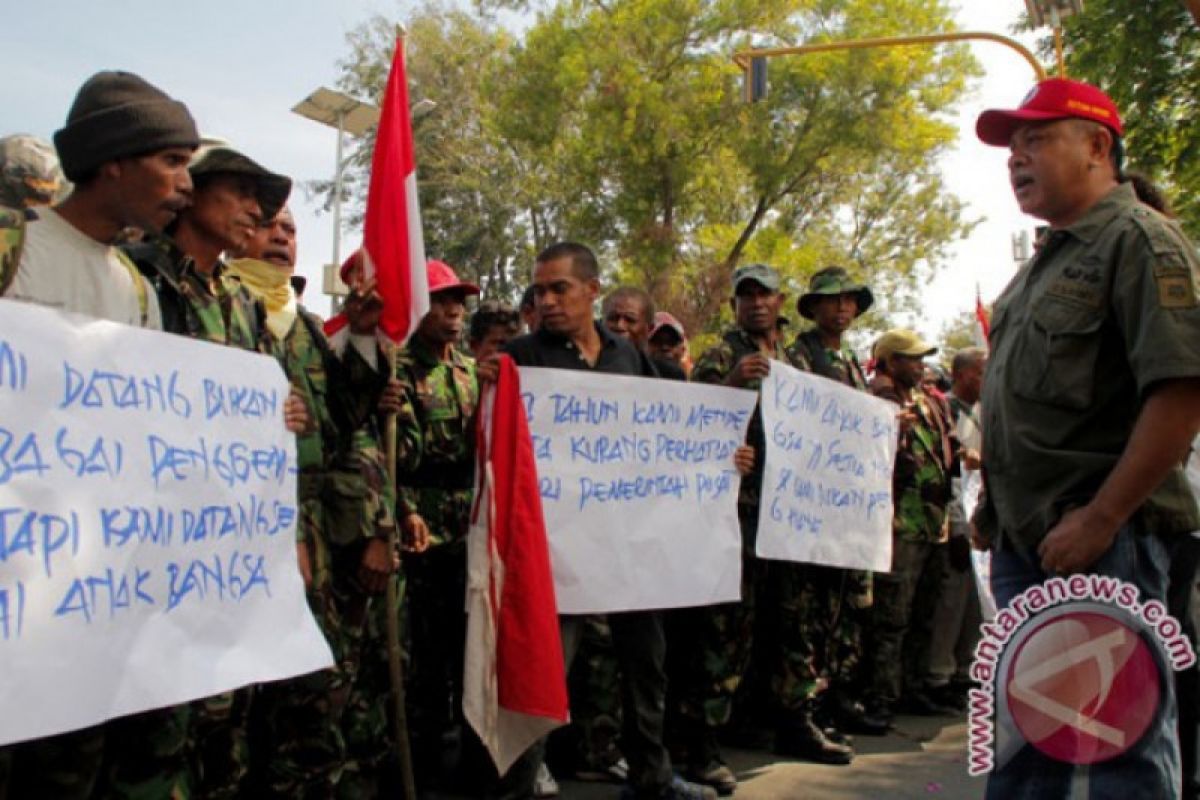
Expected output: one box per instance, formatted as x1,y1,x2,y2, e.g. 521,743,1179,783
394,336,479,548
692,326,789,518
785,329,868,391
278,310,404,547
124,236,268,351
870,376,955,544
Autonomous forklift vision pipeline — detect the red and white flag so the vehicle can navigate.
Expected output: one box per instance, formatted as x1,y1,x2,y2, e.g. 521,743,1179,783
362,37,428,344
464,356,569,773
975,284,991,347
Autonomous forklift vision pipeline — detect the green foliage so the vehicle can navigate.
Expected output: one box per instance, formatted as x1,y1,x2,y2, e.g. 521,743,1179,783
936,309,984,365
1047,0,1200,234
324,0,979,328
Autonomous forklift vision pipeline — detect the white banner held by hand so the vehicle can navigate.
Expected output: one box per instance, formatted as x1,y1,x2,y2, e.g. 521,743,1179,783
756,361,899,572
520,367,756,614
0,299,333,747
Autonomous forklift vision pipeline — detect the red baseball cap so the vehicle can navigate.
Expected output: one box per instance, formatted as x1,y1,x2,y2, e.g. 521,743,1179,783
976,78,1123,147
427,259,480,296
338,249,362,284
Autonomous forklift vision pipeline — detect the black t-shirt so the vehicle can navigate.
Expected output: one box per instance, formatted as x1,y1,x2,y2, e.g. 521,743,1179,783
504,322,656,378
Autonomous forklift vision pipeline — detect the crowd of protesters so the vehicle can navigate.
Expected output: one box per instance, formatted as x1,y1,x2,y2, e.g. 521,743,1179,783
0,69,1197,800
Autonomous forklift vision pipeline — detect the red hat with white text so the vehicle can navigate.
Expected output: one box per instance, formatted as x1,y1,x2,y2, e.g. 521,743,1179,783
976,78,1123,147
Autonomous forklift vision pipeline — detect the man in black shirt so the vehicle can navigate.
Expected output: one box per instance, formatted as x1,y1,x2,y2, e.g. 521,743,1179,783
493,243,716,800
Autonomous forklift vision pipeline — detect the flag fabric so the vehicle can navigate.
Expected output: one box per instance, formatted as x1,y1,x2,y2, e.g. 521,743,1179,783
323,313,348,338
362,37,428,344
463,356,569,774
975,285,991,346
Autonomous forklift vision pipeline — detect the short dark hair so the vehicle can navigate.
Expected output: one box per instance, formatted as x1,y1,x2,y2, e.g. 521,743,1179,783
602,286,655,326
951,347,986,377
469,301,520,343
520,285,536,311
536,241,598,281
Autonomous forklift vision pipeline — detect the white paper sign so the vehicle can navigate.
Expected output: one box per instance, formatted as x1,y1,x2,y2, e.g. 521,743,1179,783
520,367,756,614
0,299,333,746
756,361,899,571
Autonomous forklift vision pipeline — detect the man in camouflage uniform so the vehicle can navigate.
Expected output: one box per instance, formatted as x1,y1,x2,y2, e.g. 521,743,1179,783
863,330,957,725
0,71,198,800
678,264,852,796
224,209,407,798
392,259,481,790
781,267,889,737
119,141,305,799
0,134,69,209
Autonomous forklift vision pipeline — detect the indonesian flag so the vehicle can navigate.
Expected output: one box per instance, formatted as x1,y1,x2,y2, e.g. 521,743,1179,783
362,37,428,344
975,284,991,347
463,356,569,774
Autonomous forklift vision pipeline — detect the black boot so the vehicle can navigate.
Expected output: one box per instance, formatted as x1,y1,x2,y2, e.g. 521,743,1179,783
774,707,854,765
830,692,892,736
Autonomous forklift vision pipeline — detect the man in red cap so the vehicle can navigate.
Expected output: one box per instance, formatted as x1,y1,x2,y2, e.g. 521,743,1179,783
648,311,691,376
390,258,483,790
974,78,1200,797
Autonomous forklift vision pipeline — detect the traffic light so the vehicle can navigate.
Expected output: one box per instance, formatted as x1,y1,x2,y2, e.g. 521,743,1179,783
746,56,768,102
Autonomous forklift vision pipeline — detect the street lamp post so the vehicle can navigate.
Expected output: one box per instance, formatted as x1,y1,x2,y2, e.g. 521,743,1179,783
292,90,438,306
292,87,382,302
1025,0,1085,77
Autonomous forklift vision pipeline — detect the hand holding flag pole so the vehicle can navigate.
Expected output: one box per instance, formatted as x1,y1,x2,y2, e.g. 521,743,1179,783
366,27,429,800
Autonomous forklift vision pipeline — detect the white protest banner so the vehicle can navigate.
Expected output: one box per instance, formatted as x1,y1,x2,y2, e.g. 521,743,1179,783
0,299,333,746
756,361,899,572
520,367,756,614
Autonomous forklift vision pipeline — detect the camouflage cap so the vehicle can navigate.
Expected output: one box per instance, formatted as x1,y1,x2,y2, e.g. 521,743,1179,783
0,135,69,208
873,329,937,362
732,262,781,293
797,266,874,319
189,139,291,222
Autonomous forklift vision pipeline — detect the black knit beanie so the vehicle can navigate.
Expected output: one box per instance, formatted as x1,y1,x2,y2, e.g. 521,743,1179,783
53,71,200,182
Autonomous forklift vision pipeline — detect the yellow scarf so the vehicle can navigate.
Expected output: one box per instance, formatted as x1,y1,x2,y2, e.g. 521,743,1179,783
225,258,297,340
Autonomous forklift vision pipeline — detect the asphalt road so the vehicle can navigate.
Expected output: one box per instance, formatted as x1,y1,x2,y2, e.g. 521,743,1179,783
534,712,980,799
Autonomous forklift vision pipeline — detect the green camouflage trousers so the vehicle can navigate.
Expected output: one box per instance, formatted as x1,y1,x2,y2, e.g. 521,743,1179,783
99,705,191,799
864,539,946,704
552,615,623,774
337,571,405,800
668,518,762,736
189,689,252,799
0,724,105,800
756,563,872,714
246,531,369,798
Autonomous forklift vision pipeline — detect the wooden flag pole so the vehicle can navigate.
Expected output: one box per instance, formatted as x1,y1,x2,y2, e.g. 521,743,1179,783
384,340,418,800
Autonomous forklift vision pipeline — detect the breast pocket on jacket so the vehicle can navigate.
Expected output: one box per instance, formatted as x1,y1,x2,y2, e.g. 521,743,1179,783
1010,297,1104,411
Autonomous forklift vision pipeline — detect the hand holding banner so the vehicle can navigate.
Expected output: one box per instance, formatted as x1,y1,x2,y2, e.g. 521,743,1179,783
0,299,332,747
520,367,757,614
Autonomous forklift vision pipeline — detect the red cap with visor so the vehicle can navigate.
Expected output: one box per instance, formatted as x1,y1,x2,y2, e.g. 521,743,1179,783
976,78,1123,147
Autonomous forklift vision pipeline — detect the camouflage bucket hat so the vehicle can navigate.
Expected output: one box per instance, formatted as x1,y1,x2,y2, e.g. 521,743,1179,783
189,140,291,222
797,266,874,320
0,135,70,208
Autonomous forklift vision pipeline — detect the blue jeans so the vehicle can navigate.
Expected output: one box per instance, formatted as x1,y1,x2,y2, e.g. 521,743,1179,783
987,525,1182,799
